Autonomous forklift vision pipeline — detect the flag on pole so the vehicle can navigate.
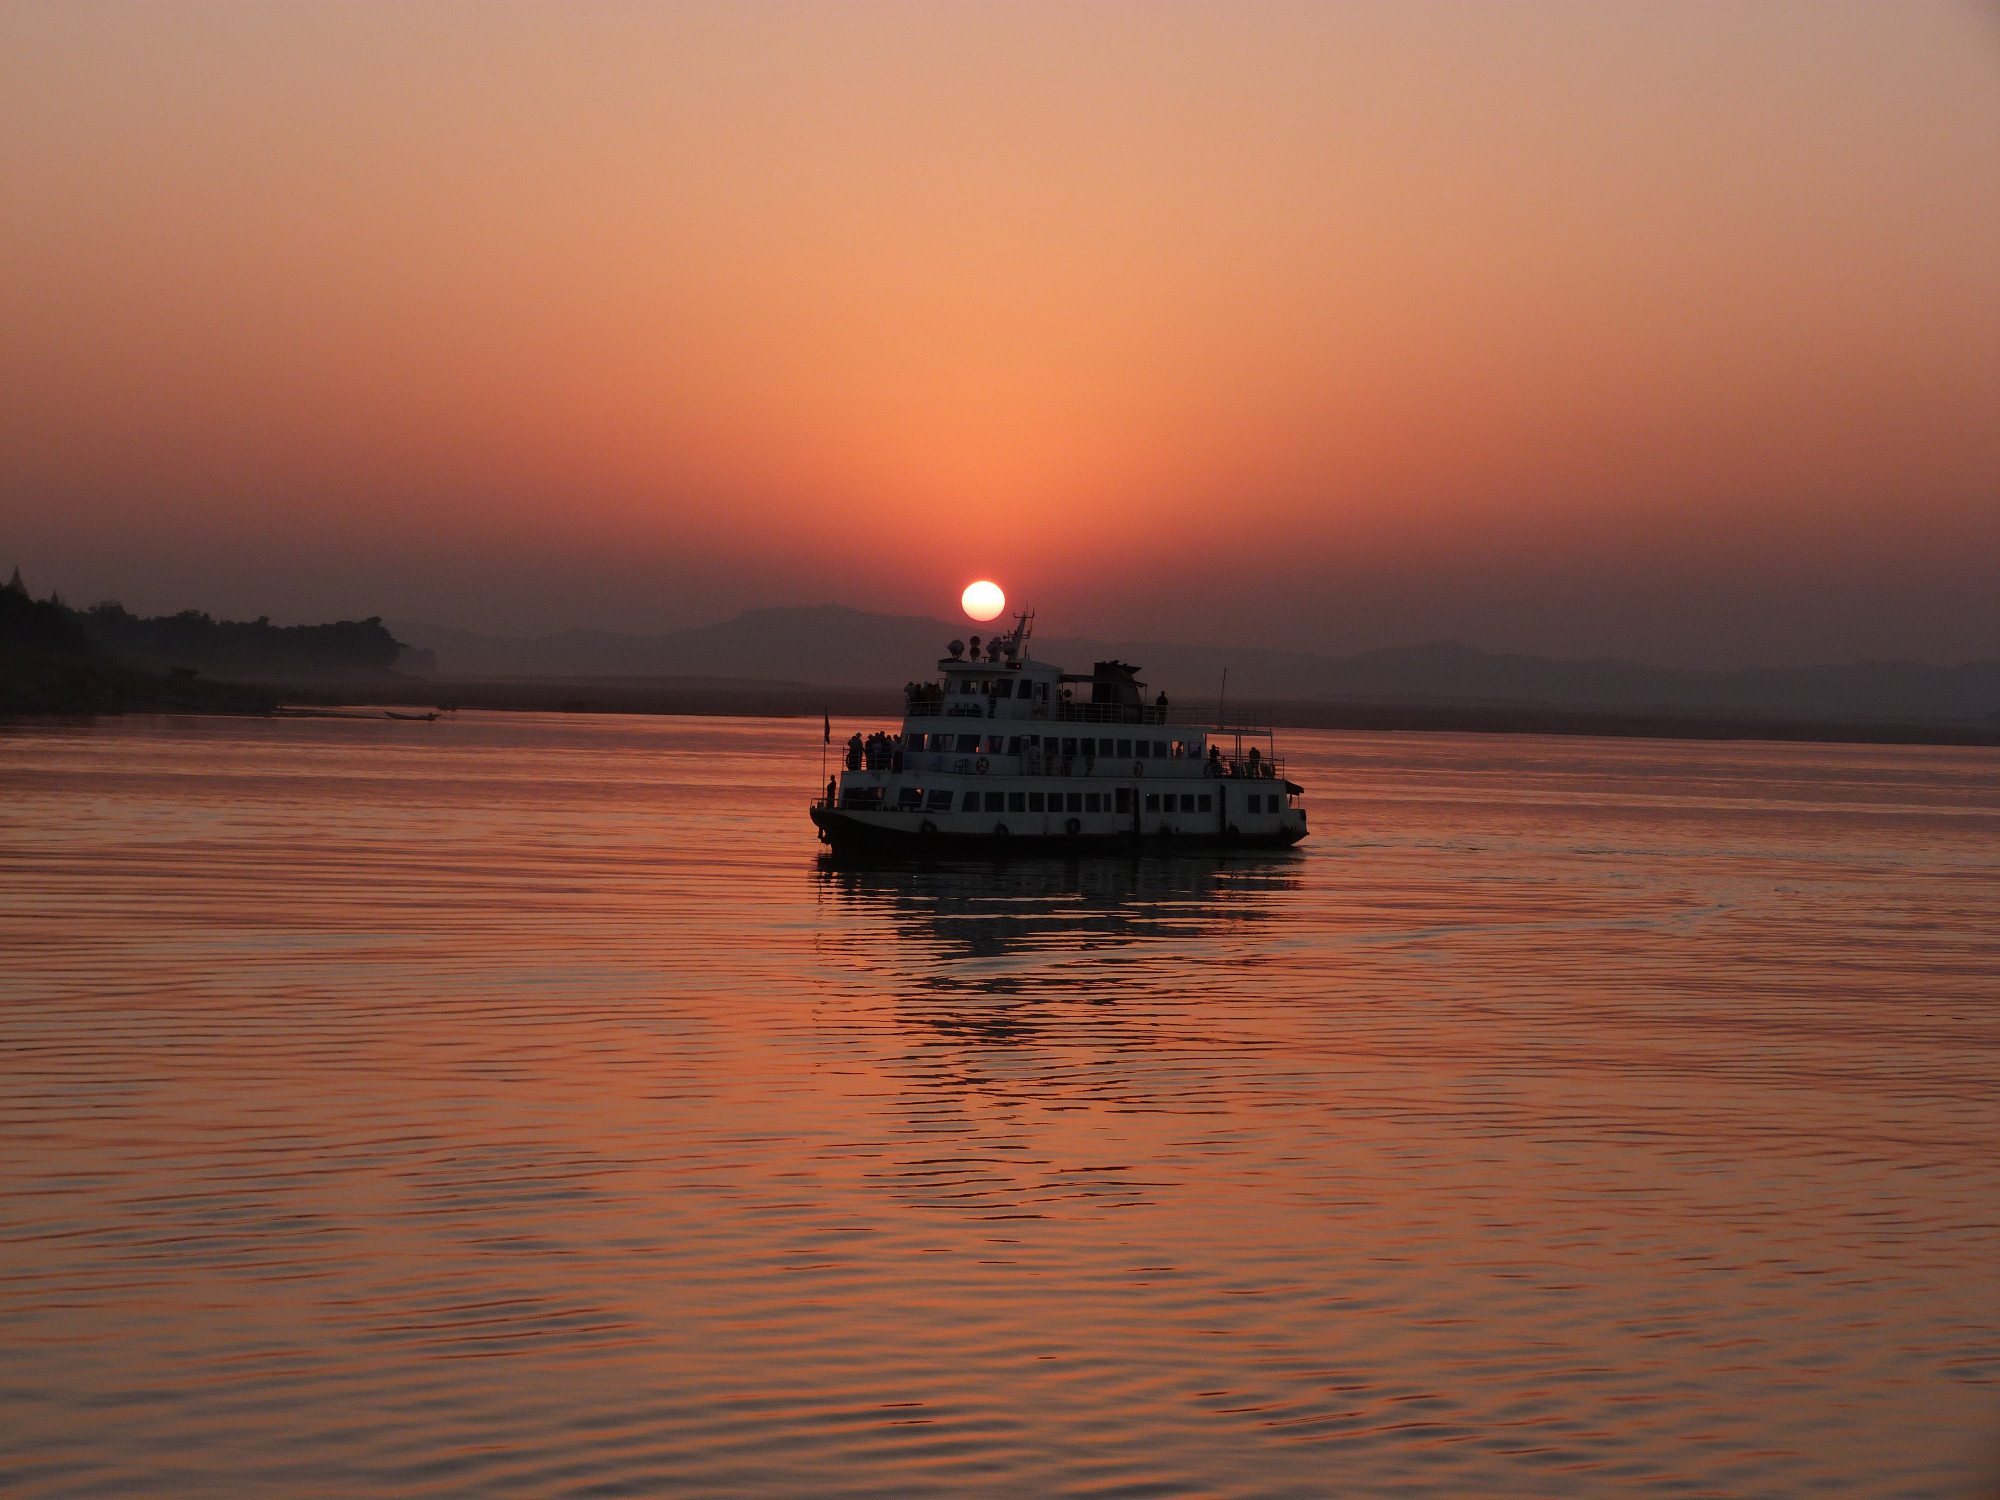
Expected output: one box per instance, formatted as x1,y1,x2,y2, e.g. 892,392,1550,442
823,711,830,744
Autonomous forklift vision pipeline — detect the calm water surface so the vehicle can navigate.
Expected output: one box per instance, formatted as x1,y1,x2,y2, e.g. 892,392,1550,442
3,713,1997,1497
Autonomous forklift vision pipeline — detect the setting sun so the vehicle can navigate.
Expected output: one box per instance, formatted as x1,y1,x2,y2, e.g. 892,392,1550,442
961,581,1005,622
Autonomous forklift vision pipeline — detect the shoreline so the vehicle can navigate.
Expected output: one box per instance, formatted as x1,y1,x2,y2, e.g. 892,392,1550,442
13,670,1994,750
283,675,2000,748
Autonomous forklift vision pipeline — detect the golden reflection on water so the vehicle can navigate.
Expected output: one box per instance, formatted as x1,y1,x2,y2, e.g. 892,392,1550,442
2,712,1997,1496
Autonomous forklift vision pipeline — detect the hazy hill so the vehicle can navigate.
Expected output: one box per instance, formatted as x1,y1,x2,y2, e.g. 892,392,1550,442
392,606,953,684
74,601,414,678
389,606,2000,723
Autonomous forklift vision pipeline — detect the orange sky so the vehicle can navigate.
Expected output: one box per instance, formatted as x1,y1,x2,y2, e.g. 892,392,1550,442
2,2,1996,666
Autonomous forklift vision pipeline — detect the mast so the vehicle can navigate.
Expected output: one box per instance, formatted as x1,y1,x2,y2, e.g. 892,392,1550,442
1002,607,1035,659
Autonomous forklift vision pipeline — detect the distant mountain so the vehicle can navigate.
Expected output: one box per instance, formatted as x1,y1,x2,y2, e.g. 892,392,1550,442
391,605,954,685
387,606,2000,723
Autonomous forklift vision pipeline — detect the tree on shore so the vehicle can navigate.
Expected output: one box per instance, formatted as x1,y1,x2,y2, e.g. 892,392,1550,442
1,568,405,676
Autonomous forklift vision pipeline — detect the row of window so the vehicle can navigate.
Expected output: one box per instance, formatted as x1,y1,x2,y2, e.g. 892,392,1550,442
951,676,1049,700
902,788,1196,814
908,732,1199,759
860,788,1288,816
840,780,1289,816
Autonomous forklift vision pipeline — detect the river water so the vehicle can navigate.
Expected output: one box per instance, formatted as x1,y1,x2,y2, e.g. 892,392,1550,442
3,712,1997,1497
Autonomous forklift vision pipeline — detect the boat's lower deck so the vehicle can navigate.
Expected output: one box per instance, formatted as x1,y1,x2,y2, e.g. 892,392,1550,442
809,800,1307,854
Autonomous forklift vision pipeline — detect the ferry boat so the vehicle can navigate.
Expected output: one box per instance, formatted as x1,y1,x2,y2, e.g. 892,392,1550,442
810,611,1307,853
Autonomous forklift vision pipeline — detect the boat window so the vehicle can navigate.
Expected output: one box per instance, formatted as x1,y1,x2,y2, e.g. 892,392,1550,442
1198,794,1212,812
956,734,980,753
984,791,1004,812
994,680,1013,698
1114,789,1133,813
1008,792,1025,812
926,789,953,811
1247,795,1261,813
1066,792,1083,812
1085,793,1102,813
1116,738,1132,757
1179,794,1195,812
897,787,923,807
1062,737,1077,756
1154,740,1169,758
1144,793,1160,812
1006,737,1022,755
1029,792,1046,812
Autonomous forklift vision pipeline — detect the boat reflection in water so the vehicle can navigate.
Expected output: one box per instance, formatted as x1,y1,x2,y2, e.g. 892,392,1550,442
814,848,1305,1045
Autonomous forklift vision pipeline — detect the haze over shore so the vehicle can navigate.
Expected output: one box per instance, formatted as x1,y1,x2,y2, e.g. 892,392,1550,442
389,604,2000,724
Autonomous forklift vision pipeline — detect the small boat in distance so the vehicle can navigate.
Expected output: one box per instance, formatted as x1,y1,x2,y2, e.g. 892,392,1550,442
384,710,439,721
810,612,1307,854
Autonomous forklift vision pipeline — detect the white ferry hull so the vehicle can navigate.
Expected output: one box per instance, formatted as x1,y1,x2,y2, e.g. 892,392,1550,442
809,801,1306,855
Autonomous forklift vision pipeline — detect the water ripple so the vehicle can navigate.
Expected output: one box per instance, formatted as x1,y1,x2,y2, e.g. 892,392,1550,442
1,715,1996,1496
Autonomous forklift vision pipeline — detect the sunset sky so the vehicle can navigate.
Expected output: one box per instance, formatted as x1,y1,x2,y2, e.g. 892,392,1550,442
3,2,1996,667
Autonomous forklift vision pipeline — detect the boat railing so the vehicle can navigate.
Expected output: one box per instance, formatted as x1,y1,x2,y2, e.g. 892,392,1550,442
827,755,1281,783
901,700,1000,719
904,699,1167,724
1212,712,1273,734
1055,702,1167,725
1213,758,1284,780
840,752,905,772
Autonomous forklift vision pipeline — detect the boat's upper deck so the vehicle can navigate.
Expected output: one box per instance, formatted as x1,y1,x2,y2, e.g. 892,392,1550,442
903,617,1174,728
904,659,1172,726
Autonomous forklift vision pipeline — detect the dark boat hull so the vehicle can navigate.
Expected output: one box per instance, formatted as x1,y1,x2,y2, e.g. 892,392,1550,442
810,804,1307,856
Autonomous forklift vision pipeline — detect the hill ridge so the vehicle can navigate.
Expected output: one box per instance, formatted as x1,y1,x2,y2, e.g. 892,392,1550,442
386,607,2000,723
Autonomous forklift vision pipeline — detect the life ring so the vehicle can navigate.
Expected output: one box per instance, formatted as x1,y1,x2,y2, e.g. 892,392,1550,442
1064,817,1081,836
994,823,1010,837
919,820,938,836
975,757,989,775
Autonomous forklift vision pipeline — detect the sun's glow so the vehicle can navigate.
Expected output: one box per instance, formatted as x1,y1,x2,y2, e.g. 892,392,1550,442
961,580,1006,621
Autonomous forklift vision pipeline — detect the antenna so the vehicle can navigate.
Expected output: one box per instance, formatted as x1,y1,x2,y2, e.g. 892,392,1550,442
1218,667,1228,726
1005,607,1034,659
